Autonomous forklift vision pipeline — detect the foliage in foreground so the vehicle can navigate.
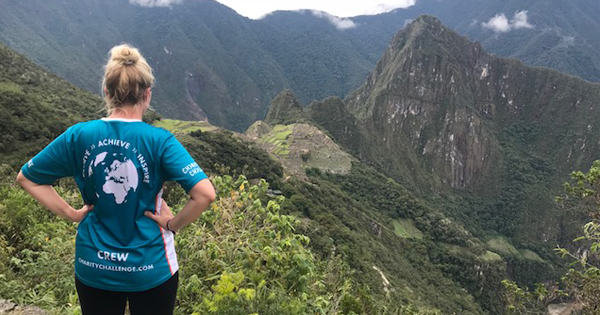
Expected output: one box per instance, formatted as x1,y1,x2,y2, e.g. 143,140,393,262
503,160,600,315
0,165,435,315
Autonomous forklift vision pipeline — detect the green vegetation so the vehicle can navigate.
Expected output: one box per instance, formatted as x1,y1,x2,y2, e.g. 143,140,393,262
0,42,102,168
264,90,311,126
2,126,485,314
0,169,367,315
2,0,599,132
178,129,284,187
176,128,489,314
313,16,600,302
479,251,503,263
503,160,600,314
487,237,520,257
153,119,218,134
392,219,423,239
2,10,599,314
258,125,293,157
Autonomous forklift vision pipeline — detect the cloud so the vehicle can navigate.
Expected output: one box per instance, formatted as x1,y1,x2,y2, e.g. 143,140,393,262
511,11,534,29
561,35,575,46
129,0,184,7
482,10,534,33
482,14,511,33
364,1,417,15
310,10,357,30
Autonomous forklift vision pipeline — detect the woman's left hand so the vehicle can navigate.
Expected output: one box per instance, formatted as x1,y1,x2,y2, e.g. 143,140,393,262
144,199,174,230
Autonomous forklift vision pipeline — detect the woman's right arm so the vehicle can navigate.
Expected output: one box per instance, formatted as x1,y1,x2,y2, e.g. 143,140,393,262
16,171,93,222
144,178,215,232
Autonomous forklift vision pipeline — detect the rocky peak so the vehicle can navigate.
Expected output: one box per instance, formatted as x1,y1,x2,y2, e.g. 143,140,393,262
345,15,498,189
343,15,600,190
348,15,485,119
264,89,308,125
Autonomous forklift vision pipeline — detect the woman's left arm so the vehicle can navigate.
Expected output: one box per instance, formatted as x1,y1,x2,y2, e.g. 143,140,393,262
16,171,93,223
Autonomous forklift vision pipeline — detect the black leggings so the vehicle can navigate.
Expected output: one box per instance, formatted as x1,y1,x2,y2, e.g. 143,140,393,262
75,272,178,315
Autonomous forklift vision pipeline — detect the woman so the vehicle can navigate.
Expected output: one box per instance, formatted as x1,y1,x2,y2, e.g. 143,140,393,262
16,44,215,315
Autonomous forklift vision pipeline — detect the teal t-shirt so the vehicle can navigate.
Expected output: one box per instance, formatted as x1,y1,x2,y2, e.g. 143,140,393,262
21,118,207,292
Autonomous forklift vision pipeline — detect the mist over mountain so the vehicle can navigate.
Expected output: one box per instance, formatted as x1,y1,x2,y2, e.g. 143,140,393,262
1,0,598,131
345,0,600,83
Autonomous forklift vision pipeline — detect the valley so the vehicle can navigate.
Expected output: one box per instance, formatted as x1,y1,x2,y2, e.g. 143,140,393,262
0,1,599,314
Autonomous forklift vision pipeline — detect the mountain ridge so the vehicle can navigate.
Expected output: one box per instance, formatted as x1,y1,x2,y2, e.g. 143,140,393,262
345,15,600,190
0,42,505,315
2,0,598,131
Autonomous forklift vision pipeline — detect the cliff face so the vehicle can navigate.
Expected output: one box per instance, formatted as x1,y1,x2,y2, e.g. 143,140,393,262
345,15,600,191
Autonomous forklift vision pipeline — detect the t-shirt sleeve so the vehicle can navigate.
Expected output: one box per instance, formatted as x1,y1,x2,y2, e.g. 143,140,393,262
160,134,207,193
21,129,76,185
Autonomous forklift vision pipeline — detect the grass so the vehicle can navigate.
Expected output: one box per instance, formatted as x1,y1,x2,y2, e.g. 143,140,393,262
259,124,293,157
153,118,218,134
479,251,503,262
486,237,520,256
0,81,22,94
392,219,423,239
518,249,544,262
486,237,546,262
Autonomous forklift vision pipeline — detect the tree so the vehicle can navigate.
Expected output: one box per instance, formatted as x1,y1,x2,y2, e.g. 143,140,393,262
503,160,600,314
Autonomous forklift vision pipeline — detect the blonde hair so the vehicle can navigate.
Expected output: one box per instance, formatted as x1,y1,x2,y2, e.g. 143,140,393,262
102,44,154,113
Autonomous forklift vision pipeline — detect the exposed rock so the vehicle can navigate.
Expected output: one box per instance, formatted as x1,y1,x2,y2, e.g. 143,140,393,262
0,300,16,314
547,302,583,315
0,300,49,315
343,15,600,191
372,266,392,296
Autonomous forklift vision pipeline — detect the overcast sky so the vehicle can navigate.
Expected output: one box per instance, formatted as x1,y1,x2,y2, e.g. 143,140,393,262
215,0,417,19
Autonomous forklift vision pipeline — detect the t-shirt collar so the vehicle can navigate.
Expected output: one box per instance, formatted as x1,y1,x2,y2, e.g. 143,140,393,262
101,118,143,122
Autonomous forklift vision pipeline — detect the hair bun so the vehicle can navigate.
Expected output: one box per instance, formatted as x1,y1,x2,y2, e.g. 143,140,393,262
110,44,141,66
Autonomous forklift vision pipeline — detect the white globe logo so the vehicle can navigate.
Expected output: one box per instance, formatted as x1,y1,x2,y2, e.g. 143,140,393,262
90,152,139,204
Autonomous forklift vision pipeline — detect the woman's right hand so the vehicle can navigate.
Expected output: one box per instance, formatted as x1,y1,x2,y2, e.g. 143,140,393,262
69,204,94,223
16,171,94,223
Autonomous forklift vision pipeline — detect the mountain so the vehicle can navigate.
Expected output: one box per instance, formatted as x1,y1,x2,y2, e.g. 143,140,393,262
0,42,522,315
0,0,373,131
264,89,308,125
0,42,102,168
2,0,597,132
313,15,600,249
254,11,375,104
0,0,289,130
234,16,600,311
355,0,600,83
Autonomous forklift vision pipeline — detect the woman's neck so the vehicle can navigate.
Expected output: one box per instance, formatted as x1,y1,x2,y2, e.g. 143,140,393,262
108,105,145,121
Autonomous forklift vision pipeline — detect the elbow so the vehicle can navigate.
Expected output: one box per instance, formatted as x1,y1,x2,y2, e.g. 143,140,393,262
15,171,26,187
205,188,216,204
190,179,217,204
